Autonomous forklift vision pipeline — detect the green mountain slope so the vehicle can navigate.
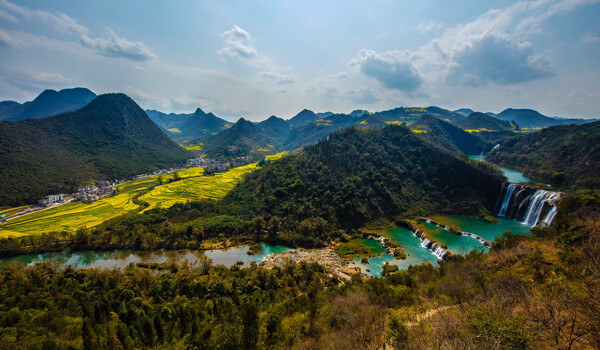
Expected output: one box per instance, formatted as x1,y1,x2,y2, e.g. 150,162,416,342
200,118,277,160
0,88,97,121
410,114,487,155
486,121,600,188
225,125,502,231
456,112,516,131
145,108,231,140
287,109,320,127
258,115,291,143
0,93,190,206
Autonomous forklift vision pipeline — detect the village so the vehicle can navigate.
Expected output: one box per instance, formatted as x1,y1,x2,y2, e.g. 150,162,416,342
0,156,233,224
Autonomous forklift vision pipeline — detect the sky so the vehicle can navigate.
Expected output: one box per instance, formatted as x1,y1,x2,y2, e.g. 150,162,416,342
0,0,599,121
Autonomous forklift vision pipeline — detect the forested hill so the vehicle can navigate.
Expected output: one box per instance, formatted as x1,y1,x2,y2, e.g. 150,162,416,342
225,125,502,231
0,93,190,206
410,114,487,155
487,121,600,189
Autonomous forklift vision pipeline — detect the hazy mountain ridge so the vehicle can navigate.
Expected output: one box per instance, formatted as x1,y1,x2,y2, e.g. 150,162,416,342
0,88,97,121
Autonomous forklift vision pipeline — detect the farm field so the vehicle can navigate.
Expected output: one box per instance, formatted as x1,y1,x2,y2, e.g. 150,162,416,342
139,163,258,211
0,161,268,237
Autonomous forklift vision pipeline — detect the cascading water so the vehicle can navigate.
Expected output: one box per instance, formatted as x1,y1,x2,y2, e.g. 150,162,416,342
413,229,448,260
494,183,560,227
497,184,516,216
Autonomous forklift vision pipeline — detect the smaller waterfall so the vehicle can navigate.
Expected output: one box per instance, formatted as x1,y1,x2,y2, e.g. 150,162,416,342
522,190,548,226
497,184,516,216
431,243,447,259
413,229,448,260
542,206,557,226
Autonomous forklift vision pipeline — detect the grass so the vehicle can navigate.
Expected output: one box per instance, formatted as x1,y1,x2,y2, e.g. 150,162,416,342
335,238,386,258
167,128,182,134
411,129,428,134
1,164,260,237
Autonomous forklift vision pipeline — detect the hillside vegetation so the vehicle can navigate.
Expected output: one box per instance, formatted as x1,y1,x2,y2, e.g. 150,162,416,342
410,114,487,155
487,121,600,188
0,94,190,206
224,125,502,234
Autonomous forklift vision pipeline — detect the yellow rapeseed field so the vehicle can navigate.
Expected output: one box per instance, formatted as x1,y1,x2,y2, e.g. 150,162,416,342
1,162,266,237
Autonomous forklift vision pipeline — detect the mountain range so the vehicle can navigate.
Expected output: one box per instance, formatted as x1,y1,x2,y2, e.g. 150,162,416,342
0,88,96,121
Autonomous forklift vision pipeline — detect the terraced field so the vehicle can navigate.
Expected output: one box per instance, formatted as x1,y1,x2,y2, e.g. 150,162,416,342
139,163,258,211
0,161,271,237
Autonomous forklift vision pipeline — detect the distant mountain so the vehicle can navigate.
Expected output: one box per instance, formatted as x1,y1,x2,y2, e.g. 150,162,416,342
146,107,231,140
350,109,370,117
454,108,475,117
145,109,190,132
0,93,190,206
201,118,277,160
283,113,358,150
370,106,464,125
225,125,503,230
0,88,97,121
316,112,334,118
456,112,516,131
0,101,20,115
487,121,600,189
258,116,291,143
288,109,319,127
495,108,593,128
410,115,487,155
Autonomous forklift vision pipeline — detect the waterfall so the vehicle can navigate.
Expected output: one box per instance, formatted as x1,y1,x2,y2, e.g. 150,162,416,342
413,229,448,260
522,190,548,226
493,183,505,213
509,187,526,217
497,184,516,216
493,184,561,227
542,206,557,226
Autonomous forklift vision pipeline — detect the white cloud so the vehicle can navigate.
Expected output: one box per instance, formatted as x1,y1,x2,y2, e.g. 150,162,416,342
260,71,295,84
581,33,599,44
445,33,555,86
0,29,13,46
223,25,251,41
0,8,17,22
330,71,351,79
217,25,258,60
80,29,156,62
0,0,87,35
1,67,70,92
415,20,444,33
349,49,424,92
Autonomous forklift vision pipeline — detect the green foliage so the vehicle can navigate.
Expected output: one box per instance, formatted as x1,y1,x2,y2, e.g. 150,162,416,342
487,121,600,189
468,307,533,349
225,125,502,238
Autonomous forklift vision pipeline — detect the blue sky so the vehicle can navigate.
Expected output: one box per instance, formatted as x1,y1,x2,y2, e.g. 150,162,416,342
0,0,599,121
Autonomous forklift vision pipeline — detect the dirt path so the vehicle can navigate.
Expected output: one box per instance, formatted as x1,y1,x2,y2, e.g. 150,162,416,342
405,305,453,327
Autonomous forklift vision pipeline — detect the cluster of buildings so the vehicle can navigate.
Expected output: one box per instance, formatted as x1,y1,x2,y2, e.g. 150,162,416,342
37,181,117,207
74,181,116,203
187,157,230,172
